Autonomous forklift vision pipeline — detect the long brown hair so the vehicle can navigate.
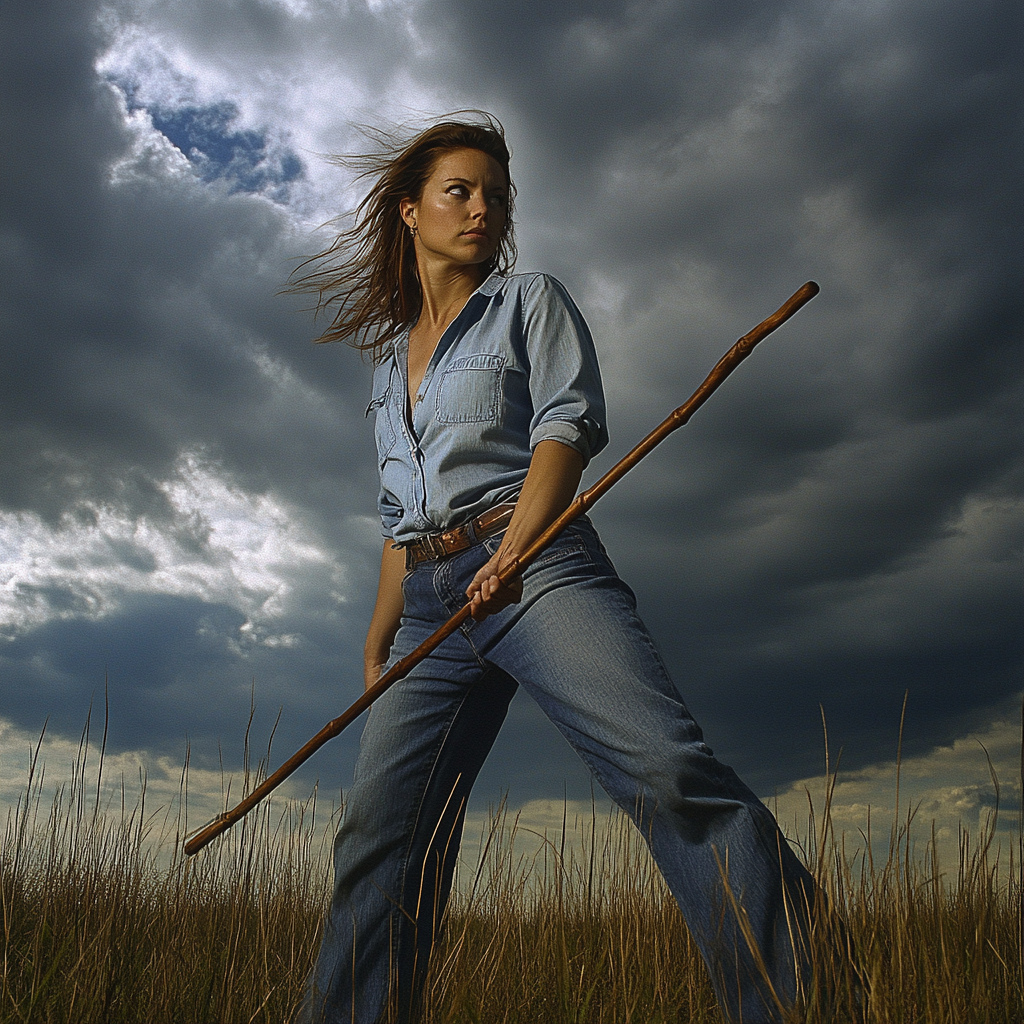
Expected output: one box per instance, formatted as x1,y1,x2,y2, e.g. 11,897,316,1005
288,113,517,363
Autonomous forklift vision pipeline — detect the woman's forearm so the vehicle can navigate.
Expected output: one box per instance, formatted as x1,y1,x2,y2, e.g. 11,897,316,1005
466,439,584,617
498,439,584,562
364,540,407,690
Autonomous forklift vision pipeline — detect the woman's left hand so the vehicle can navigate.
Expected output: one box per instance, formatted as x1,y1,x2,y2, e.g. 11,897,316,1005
466,550,523,620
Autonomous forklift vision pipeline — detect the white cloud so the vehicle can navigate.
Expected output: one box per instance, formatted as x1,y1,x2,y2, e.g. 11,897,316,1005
766,708,1022,883
0,451,351,646
106,96,197,185
95,0,444,226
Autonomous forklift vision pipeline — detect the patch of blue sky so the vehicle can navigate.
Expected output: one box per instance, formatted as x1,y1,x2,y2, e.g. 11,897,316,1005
126,92,304,200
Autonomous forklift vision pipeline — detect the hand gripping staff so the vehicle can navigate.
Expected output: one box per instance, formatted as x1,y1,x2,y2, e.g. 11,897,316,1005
184,281,820,857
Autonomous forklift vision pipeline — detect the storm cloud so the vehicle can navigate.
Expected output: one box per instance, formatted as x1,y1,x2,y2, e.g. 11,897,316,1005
1,0,1020,814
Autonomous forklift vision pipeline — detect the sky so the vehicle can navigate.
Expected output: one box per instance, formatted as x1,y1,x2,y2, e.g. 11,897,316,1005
1,0,1021,869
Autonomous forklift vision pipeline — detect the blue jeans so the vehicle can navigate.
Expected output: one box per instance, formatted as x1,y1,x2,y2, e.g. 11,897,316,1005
302,519,816,1023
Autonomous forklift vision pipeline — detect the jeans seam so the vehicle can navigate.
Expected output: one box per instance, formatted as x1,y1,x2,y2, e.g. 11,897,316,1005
459,621,488,666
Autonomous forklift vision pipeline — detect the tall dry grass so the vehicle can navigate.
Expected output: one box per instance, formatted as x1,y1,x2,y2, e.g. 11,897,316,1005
1,708,1021,1023
1,710,330,1023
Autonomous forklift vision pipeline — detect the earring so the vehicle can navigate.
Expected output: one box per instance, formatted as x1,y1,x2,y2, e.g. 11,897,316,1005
409,224,417,238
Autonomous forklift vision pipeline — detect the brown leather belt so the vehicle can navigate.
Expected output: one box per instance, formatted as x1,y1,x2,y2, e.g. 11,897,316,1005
398,500,517,571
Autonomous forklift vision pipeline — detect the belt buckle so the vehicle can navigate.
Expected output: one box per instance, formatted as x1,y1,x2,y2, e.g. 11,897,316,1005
438,527,465,558
406,508,505,572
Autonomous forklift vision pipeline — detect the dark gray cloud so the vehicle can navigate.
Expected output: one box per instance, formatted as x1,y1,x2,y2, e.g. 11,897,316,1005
1,0,1020,810
391,0,1022,786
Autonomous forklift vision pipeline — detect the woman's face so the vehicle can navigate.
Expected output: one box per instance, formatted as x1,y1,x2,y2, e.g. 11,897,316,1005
401,147,508,274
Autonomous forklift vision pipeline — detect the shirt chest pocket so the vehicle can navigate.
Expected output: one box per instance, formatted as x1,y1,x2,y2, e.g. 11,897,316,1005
435,354,505,424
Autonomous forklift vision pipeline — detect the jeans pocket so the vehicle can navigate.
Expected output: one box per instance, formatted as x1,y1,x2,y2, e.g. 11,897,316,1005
482,524,591,572
527,537,589,572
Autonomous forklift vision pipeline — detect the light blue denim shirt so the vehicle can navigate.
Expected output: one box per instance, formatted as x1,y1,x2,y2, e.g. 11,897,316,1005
368,272,608,543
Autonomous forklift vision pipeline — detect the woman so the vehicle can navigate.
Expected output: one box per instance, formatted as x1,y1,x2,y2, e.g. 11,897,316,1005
294,114,819,1024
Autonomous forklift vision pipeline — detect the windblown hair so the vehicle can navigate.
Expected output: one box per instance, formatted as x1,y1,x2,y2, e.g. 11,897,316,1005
288,112,517,364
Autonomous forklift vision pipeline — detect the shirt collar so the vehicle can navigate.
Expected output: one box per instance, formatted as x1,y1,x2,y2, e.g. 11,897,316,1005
477,271,505,297
392,273,505,361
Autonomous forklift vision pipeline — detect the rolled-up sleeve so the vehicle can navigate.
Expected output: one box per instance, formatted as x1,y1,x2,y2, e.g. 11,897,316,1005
523,275,609,467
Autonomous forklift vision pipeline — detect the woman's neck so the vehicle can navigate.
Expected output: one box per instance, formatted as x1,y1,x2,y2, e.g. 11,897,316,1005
414,261,486,332
405,262,487,405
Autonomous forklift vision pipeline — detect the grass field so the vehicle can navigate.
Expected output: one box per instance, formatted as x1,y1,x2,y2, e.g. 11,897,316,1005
1,714,1021,1023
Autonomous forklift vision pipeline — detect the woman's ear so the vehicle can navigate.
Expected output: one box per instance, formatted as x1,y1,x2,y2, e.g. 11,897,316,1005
399,197,417,230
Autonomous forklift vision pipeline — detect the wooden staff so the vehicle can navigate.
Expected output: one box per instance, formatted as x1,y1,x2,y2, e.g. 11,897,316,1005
184,281,820,856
